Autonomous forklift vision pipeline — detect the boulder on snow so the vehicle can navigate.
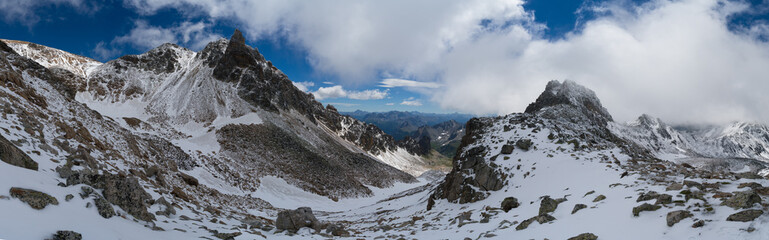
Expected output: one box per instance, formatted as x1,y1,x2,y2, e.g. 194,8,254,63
666,210,692,227
9,187,58,209
632,203,661,217
539,196,562,215
572,204,587,214
500,145,514,154
52,230,82,240
568,233,598,240
501,197,520,212
275,207,321,233
515,139,533,151
726,209,764,222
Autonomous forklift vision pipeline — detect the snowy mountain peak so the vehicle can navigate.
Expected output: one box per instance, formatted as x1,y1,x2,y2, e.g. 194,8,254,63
525,80,613,125
1,39,101,78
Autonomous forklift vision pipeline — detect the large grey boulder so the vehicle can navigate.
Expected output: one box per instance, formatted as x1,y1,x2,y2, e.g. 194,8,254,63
275,207,321,233
666,210,692,227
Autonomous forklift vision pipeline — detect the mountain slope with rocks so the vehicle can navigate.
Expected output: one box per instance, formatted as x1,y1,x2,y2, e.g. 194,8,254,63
5,33,769,240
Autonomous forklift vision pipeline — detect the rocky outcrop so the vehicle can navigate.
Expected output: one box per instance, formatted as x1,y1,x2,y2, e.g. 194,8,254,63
52,230,82,240
9,187,58,209
430,118,507,205
632,203,661,216
275,207,321,233
0,134,38,170
57,168,155,221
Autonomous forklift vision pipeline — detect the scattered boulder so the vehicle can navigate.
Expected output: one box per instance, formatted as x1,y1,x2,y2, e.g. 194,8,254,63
65,194,74,202
726,210,764,222
539,196,560,215
178,173,199,186
666,210,692,227
636,191,660,202
568,233,598,240
592,195,606,202
666,183,684,191
683,180,702,190
0,134,38,170
213,231,241,240
572,204,587,214
633,203,661,217
515,139,533,151
722,191,762,209
52,230,82,240
325,224,350,237
500,145,514,154
655,194,673,205
9,187,58,209
275,207,321,233
501,197,520,212
692,220,705,228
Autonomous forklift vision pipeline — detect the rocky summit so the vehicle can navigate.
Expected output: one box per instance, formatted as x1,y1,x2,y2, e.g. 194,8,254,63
4,32,769,240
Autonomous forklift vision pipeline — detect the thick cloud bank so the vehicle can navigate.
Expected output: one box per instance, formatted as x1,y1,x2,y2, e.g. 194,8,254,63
118,0,769,123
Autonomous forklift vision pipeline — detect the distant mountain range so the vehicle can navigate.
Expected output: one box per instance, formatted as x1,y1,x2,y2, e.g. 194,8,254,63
342,111,474,158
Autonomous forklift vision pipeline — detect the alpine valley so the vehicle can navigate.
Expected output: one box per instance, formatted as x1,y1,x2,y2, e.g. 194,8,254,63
4,31,769,240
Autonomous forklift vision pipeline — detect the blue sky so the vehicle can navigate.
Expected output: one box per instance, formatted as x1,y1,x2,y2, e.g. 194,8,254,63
3,0,769,123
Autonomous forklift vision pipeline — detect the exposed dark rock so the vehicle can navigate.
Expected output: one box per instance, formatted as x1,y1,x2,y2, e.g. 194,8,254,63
52,230,82,240
93,195,115,219
501,197,520,212
65,194,74,202
275,207,320,233
592,195,606,202
515,139,533,151
636,191,660,202
568,233,598,240
722,191,762,209
539,196,560,215
633,203,661,217
727,210,763,222
667,210,692,227
431,118,507,204
0,134,38,170
9,187,58,209
572,204,587,214
692,220,705,228
178,173,199,186
655,194,673,205
534,214,556,224
500,145,514,154
515,217,536,231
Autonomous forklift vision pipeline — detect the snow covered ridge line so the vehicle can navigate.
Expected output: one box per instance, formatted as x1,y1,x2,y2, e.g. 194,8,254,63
1,39,101,78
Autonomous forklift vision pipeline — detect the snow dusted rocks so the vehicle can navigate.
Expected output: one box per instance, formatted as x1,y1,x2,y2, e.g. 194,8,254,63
9,187,58,209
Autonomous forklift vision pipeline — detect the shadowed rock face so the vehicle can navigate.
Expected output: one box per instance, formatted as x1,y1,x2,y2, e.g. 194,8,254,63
430,117,506,206
0,134,38,170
